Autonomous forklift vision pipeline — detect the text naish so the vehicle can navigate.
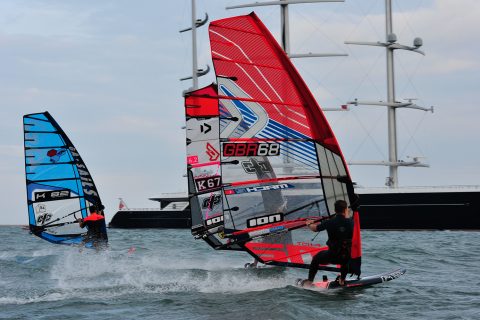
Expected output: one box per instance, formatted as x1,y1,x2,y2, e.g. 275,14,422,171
68,147,98,197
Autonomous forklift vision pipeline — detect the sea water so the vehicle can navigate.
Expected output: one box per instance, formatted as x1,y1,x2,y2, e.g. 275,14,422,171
1,226,479,320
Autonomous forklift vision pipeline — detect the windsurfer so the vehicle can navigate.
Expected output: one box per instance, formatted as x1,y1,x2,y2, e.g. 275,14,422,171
302,200,353,287
77,205,108,247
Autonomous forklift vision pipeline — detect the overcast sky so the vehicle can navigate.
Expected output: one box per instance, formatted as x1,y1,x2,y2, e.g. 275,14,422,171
1,0,479,225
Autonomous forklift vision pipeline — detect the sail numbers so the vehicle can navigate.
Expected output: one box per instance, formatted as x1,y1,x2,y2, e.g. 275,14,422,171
222,143,280,157
34,190,71,201
196,176,222,192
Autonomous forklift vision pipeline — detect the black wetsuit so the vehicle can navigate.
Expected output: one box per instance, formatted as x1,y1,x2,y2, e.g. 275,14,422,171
84,221,107,241
308,214,353,282
81,213,108,245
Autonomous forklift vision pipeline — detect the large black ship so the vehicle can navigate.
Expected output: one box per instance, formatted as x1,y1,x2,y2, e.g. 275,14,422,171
357,186,480,230
109,195,191,228
108,186,480,230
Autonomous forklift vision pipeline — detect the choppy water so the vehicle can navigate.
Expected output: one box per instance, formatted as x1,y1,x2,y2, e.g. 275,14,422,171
1,226,479,319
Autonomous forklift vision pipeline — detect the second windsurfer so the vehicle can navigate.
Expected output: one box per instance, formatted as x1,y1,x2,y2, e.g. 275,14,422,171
77,205,108,247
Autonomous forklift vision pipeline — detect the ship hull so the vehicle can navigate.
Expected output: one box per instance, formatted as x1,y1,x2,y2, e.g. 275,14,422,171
357,189,480,230
109,189,480,230
109,210,191,228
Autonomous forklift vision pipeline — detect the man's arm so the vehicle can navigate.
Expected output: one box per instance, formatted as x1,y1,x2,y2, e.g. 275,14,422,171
77,218,86,228
306,219,329,232
315,220,328,232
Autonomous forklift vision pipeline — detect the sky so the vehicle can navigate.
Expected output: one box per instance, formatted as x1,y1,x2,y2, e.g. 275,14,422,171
1,0,479,225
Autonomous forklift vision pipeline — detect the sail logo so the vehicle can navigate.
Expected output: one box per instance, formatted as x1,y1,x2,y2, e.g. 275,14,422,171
200,123,212,134
241,159,271,174
34,190,71,201
206,143,220,161
245,183,292,193
47,149,66,163
35,204,47,213
296,242,323,248
68,147,99,198
228,183,294,195
205,215,223,227
202,194,222,210
36,213,52,225
246,242,326,264
247,213,284,228
34,205,51,225
223,142,280,157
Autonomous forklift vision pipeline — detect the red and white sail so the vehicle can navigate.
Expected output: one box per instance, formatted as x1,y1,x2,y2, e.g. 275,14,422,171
185,13,361,273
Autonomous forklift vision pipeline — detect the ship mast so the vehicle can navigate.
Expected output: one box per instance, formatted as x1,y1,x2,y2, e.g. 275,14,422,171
191,0,199,89
345,0,433,188
385,0,398,188
180,0,210,90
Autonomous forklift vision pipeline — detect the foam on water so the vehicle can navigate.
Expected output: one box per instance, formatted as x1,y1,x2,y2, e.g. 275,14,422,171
1,227,480,320
46,246,290,297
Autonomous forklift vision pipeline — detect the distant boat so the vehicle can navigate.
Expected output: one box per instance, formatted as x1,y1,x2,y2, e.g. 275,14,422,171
108,195,191,228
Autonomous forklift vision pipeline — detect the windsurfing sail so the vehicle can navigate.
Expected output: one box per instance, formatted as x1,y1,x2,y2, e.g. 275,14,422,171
185,13,361,274
23,112,107,245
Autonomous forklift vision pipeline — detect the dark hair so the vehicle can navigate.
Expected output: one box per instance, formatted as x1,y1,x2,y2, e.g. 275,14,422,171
334,200,348,214
89,204,104,213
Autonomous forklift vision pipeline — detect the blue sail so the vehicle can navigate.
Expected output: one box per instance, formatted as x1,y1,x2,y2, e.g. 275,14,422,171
23,112,106,245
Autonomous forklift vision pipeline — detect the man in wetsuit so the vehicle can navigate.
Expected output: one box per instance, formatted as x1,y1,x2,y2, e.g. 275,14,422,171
302,200,353,287
77,205,108,247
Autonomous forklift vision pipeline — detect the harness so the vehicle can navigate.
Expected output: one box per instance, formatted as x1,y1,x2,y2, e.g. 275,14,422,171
329,238,352,262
